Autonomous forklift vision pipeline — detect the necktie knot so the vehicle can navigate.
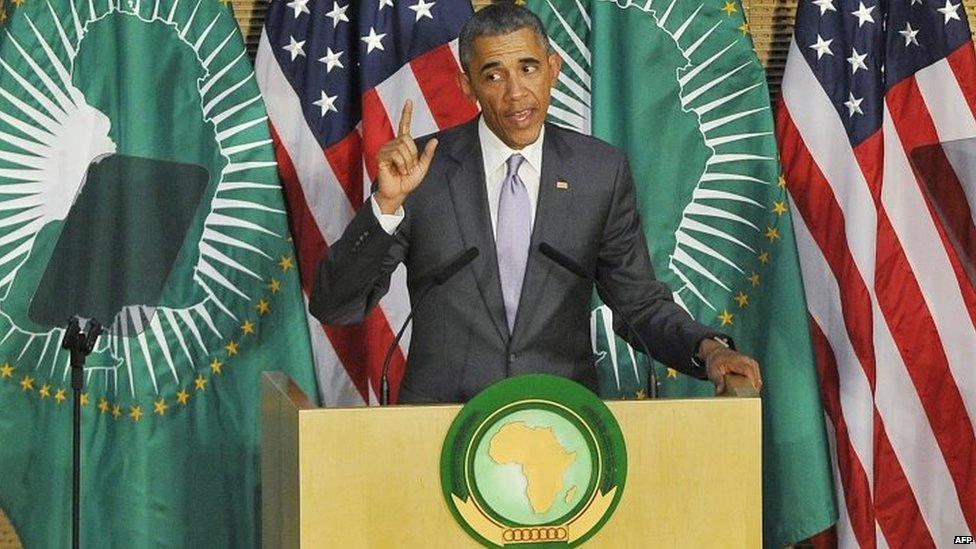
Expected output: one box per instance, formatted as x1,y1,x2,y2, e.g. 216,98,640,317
506,154,525,179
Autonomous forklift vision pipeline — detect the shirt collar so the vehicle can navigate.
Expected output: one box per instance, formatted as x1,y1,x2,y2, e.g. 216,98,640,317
478,116,545,176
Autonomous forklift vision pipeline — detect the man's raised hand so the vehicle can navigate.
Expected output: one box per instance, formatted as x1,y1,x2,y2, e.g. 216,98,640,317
375,100,438,214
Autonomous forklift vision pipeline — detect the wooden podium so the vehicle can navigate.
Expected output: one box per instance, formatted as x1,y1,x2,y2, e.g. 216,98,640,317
261,372,761,548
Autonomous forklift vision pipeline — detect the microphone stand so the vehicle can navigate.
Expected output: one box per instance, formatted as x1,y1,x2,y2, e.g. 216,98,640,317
379,287,429,406
538,243,659,398
380,247,479,405
61,317,102,549
593,279,659,399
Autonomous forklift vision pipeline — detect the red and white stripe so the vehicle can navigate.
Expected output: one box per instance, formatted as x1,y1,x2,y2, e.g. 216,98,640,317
778,37,976,547
254,31,476,406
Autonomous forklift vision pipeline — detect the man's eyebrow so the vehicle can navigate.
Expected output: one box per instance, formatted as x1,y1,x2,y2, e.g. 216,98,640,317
479,61,501,73
478,57,542,73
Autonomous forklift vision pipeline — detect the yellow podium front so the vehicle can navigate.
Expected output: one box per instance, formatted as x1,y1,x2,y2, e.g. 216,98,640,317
261,372,761,548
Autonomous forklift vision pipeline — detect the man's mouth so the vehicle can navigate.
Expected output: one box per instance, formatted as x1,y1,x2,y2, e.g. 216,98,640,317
506,108,535,126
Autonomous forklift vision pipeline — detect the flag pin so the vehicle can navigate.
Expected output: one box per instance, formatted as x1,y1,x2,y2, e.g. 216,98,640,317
556,180,569,190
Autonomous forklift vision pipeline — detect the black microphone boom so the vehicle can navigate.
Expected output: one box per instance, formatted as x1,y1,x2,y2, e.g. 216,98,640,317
433,247,480,285
380,247,479,405
538,242,660,398
538,242,589,279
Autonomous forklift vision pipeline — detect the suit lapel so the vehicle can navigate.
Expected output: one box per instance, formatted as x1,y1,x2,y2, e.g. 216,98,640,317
511,124,574,344
446,120,509,345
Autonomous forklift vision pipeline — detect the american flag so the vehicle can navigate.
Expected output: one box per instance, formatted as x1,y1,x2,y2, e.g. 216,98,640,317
776,0,976,544
254,0,478,405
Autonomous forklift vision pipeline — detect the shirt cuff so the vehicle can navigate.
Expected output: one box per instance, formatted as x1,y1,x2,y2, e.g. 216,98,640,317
370,195,404,234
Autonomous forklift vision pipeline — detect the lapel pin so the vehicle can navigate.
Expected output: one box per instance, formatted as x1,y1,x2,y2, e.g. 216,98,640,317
556,180,570,190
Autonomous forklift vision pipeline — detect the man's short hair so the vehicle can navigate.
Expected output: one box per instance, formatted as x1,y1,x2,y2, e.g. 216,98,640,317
458,3,554,72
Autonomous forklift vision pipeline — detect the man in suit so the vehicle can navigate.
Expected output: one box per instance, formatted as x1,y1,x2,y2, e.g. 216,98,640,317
310,3,762,403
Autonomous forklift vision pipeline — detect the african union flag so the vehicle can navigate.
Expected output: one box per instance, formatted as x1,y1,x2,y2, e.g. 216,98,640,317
0,0,317,545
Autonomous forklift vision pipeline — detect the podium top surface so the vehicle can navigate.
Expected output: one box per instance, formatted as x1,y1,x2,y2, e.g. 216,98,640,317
261,370,759,413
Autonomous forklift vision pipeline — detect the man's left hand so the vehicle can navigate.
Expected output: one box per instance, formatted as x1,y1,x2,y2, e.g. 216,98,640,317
698,339,762,395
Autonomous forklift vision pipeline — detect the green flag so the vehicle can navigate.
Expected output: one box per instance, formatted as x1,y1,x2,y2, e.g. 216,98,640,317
527,0,837,545
0,0,317,546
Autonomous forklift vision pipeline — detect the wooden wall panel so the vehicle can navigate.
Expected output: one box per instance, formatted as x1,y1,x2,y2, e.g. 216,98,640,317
232,0,265,55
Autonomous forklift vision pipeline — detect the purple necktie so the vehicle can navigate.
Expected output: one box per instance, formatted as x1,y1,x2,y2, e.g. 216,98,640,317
496,154,531,332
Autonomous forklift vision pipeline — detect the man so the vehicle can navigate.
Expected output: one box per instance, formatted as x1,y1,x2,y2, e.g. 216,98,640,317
310,3,761,403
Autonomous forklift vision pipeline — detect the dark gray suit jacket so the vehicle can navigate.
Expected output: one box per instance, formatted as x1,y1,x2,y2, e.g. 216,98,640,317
310,118,719,403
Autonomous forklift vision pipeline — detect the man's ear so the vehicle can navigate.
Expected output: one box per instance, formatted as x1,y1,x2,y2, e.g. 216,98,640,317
456,71,476,102
548,52,562,82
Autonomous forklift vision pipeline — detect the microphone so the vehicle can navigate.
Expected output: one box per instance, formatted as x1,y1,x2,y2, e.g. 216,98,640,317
380,247,479,405
538,242,660,398
431,247,480,286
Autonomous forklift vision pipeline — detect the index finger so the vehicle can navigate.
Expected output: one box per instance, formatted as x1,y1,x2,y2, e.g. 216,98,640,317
398,99,413,137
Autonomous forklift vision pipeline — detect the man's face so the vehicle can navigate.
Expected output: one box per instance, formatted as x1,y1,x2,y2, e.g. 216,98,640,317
458,27,561,150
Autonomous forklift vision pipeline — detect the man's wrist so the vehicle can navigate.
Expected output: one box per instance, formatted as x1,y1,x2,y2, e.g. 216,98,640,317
374,194,404,215
693,336,732,369
369,195,405,235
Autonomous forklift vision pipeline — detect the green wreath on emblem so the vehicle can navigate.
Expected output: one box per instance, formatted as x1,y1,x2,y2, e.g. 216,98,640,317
441,374,627,547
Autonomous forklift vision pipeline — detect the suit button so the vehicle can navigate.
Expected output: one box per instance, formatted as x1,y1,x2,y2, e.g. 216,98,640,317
508,353,516,363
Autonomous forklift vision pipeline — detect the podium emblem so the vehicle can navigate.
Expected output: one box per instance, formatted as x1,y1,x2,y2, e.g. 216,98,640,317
441,374,627,547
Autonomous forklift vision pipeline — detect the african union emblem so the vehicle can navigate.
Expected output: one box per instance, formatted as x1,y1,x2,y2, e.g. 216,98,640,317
0,0,292,412
441,375,627,547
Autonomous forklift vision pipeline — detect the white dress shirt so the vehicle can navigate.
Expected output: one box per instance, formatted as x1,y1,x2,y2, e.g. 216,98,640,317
371,117,545,236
